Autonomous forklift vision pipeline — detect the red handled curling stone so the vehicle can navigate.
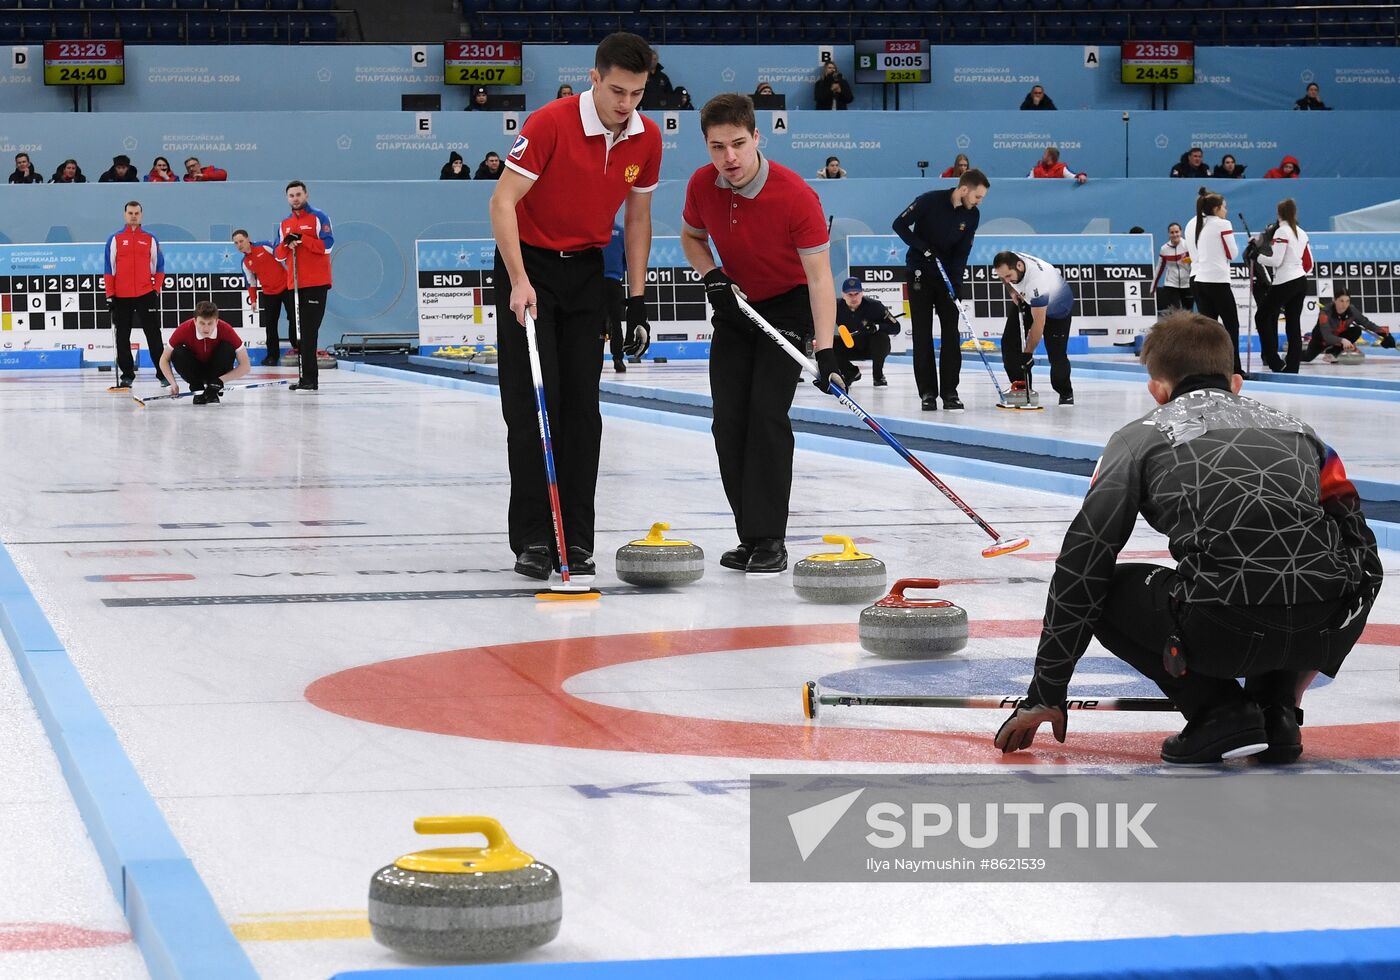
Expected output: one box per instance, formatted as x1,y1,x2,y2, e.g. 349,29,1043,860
858,577,969,659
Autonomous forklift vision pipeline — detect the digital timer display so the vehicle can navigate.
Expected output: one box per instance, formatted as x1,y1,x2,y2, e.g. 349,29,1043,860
1120,41,1195,85
444,41,523,86
855,39,932,84
43,40,125,86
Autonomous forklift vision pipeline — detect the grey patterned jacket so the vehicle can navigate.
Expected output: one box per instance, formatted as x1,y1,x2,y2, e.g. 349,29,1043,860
1028,377,1383,707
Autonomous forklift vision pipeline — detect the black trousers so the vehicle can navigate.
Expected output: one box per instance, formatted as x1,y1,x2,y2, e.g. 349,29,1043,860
835,331,890,379
1001,307,1073,398
1156,285,1193,314
1192,281,1243,375
709,285,810,543
288,285,329,386
1092,563,1372,721
907,267,962,401
494,245,605,556
112,292,164,381
170,341,237,387
1258,276,1308,374
603,277,626,364
258,289,297,355
1301,323,1358,363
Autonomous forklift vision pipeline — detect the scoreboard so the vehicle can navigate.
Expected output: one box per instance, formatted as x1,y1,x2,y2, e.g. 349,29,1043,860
854,39,931,85
1120,41,1194,85
415,238,711,355
43,40,125,87
0,242,252,361
846,234,1158,347
443,41,523,87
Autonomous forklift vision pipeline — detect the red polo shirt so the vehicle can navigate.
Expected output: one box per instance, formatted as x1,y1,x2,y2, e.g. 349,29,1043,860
682,155,829,303
169,319,243,362
505,91,663,252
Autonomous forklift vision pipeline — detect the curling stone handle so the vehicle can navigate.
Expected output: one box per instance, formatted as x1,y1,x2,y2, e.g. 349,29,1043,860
644,522,671,544
414,815,514,849
890,577,941,597
821,534,861,560
877,578,952,609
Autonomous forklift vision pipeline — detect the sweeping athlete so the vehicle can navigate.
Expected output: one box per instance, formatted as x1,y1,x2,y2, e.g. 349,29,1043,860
992,251,1075,406
680,93,836,574
489,32,662,580
995,313,1381,765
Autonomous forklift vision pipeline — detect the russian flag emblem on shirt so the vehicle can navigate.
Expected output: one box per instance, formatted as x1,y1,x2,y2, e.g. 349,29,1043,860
509,135,529,160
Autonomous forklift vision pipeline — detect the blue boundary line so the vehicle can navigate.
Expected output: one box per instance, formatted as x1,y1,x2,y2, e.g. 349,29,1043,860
327,927,1400,979
0,545,258,978
377,359,1400,531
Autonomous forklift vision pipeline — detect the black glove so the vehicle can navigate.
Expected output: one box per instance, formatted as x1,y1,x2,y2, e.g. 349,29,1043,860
813,347,854,394
1022,354,1035,373
205,377,225,397
1382,332,1396,350
703,268,744,324
623,295,650,357
861,319,881,335
993,700,1067,754
1243,240,1260,264
281,231,302,247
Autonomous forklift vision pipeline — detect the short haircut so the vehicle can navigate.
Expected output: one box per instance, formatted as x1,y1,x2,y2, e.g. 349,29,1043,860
959,168,990,190
992,250,1020,270
595,32,652,76
195,300,219,319
1044,146,1060,162
1189,146,1203,155
185,157,199,166
231,228,249,239
700,93,756,136
286,179,306,192
1334,288,1351,301
1140,312,1234,386
1168,222,1182,232
15,152,27,161
825,156,840,165
124,200,142,210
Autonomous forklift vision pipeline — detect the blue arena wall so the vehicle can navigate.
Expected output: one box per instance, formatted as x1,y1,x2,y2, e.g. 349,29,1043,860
2,43,1399,114
3,178,1394,344
0,108,1389,183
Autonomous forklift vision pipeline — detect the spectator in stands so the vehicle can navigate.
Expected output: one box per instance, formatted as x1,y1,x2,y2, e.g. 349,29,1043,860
1294,83,1330,111
814,61,854,111
941,154,969,179
674,87,695,110
469,86,490,110
1020,85,1057,110
440,151,470,180
8,152,43,185
183,157,227,182
475,151,503,180
1213,154,1246,179
51,159,86,184
817,156,846,179
1029,146,1086,183
556,84,574,99
99,154,138,183
753,82,776,98
1170,147,1210,179
1264,155,1301,179
644,51,674,105
145,156,177,183
1303,289,1395,362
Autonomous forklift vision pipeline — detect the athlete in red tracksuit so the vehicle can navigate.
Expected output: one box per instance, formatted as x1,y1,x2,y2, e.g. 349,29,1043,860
274,180,334,390
232,229,294,366
104,200,167,387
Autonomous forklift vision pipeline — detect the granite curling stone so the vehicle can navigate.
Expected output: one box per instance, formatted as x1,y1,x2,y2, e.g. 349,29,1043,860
369,816,561,960
1337,350,1365,365
858,578,969,658
614,522,704,587
792,534,887,603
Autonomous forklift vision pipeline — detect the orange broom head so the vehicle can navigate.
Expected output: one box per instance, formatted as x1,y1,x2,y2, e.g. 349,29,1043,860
981,536,1030,558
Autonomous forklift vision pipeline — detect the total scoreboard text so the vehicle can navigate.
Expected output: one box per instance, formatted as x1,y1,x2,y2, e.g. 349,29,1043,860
855,40,931,84
1120,41,1194,85
444,41,522,86
0,243,252,359
415,238,711,350
846,234,1158,345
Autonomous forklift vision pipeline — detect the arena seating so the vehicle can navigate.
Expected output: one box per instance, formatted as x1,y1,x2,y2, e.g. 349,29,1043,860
457,1,1399,46
0,0,347,43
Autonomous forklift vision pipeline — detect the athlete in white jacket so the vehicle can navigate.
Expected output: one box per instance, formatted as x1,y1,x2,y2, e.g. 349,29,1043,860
1250,198,1313,374
1183,188,1243,375
1150,222,1193,314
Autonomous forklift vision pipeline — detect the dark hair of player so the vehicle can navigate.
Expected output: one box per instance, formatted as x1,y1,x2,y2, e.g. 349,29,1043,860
594,33,652,76
1141,312,1235,386
699,93,756,136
